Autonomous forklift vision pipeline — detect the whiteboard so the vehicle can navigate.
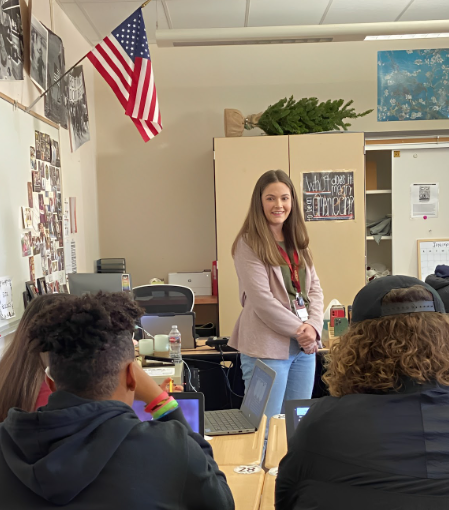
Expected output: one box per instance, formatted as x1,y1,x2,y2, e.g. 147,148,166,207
0,96,60,334
418,239,449,282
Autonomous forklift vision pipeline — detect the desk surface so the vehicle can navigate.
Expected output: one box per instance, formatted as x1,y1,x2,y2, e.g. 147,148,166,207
265,416,288,470
194,296,218,305
209,414,267,466
260,472,276,510
220,465,265,510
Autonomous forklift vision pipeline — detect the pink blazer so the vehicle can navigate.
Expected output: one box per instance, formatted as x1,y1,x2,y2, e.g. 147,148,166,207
229,238,324,360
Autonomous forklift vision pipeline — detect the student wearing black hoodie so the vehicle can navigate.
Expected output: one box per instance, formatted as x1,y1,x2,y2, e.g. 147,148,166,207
0,292,234,510
426,264,449,312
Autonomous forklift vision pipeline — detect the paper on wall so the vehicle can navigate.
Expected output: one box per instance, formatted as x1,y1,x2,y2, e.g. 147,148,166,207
71,240,77,273
411,183,439,218
0,277,15,320
64,237,72,274
32,192,40,232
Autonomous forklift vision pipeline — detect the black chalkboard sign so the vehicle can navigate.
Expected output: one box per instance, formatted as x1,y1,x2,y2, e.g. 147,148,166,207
303,171,355,222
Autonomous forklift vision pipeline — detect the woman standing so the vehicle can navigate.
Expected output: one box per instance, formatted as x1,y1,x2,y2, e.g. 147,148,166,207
229,170,324,422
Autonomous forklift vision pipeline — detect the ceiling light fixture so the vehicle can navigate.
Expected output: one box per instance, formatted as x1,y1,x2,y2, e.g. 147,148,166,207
366,33,449,40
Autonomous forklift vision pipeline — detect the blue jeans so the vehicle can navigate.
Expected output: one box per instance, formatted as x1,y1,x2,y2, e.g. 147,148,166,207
240,339,316,425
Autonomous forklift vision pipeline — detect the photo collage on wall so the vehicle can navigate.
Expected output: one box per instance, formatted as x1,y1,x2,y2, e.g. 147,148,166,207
21,131,70,304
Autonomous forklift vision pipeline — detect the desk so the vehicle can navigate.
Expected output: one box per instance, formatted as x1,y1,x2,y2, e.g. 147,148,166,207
220,465,265,510
193,296,218,333
265,416,287,470
182,340,244,411
182,343,329,411
210,415,267,466
260,472,276,510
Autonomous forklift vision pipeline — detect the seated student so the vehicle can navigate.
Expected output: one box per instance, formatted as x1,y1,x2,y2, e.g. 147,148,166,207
426,264,449,312
0,294,75,421
276,276,449,510
0,292,234,510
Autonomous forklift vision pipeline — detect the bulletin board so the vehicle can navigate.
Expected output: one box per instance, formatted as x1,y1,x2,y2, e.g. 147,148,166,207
0,93,62,335
418,239,449,282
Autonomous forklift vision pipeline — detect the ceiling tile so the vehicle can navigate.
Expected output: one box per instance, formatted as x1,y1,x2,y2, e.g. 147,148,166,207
166,0,247,29
248,0,330,27
399,0,449,21
323,0,411,24
79,1,166,42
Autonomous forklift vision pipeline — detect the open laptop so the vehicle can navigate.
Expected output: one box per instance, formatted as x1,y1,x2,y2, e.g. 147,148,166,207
141,313,196,350
132,392,205,436
285,399,318,440
205,359,276,436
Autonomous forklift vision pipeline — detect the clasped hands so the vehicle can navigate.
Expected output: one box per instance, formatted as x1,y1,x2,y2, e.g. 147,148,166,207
295,323,318,354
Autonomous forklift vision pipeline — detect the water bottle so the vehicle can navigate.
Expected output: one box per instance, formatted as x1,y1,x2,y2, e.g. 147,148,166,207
169,325,182,363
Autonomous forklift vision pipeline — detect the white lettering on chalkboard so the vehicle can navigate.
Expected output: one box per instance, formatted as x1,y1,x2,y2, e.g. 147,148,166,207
303,171,355,222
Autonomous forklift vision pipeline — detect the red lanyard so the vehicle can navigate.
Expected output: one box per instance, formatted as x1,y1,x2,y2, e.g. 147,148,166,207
277,244,301,294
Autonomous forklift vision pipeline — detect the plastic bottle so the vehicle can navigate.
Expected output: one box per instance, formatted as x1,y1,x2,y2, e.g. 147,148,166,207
169,325,182,363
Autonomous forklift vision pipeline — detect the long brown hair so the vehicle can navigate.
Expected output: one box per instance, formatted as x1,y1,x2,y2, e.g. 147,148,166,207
324,285,449,397
0,293,75,421
232,170,312,268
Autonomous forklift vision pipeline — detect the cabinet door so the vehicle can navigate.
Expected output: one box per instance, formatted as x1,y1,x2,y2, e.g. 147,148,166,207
392,147,449,278
289,133,366,309
215,136,289,336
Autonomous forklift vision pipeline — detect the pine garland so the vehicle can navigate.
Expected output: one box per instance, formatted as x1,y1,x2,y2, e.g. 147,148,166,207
248,96,373,135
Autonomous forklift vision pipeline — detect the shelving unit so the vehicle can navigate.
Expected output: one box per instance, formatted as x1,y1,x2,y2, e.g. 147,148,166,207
366,190,391,195
365,149,393,277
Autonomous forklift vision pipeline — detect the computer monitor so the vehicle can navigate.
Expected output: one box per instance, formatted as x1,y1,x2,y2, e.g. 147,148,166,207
67,273,132,296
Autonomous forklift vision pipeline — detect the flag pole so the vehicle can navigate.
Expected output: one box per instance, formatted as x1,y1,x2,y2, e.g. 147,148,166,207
25,54,87,113
26,0,153,113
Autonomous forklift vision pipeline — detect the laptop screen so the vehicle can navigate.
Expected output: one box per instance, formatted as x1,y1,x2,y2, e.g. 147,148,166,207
285,399,316,440
132,397,201,434
292,406,311,429
241,362,275,428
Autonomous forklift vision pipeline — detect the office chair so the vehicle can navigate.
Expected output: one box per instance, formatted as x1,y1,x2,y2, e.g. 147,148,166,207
132,284,195,314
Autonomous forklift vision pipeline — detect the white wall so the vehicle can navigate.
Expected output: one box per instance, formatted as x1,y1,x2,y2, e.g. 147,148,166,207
0,0,100,274
94,37,449,285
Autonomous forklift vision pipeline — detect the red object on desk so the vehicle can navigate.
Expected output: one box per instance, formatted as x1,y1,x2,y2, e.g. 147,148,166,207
212,261,218,296
330,306,345,327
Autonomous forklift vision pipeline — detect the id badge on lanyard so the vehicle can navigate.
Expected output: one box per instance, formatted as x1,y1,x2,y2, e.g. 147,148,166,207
294,293,309,321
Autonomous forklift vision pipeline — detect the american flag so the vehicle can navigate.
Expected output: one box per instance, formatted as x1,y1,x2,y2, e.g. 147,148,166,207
86,8,162,141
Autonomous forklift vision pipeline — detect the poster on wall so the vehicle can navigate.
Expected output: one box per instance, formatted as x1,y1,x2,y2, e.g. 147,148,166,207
44,29,68,128
30,15,48,91
302,171,355,222
0,0,24,80
410,183,439,219
68,66,90,152
0,276,15,320
378,49,449,122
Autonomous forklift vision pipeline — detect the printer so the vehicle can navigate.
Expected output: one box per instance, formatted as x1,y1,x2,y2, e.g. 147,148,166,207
168,270,212,296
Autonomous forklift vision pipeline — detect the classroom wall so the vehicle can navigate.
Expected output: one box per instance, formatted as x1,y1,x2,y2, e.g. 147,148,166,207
0,0,100,274
0,1,100,344
94,37,449,286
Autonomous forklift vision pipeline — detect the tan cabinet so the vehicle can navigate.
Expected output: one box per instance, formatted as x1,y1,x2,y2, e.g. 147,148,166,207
214,133,365,337
289,133,366,311
214,136,290,337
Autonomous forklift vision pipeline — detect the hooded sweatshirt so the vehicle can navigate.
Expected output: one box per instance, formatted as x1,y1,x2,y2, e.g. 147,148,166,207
425,273,449,313
0,391,234,510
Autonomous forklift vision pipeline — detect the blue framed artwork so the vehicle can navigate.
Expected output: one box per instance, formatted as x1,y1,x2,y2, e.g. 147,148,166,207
378,49,449,122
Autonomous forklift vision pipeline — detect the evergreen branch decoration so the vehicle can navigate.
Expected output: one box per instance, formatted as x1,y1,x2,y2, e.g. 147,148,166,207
248,96,373,135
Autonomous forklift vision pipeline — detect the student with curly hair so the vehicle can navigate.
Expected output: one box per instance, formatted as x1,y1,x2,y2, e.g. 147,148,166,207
0,292,234,510
276,276,449,510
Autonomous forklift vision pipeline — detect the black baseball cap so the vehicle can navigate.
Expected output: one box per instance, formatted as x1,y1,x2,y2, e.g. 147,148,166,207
352,275,445,323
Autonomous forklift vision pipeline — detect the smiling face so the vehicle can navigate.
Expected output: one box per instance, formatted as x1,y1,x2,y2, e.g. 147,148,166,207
261,182,292,232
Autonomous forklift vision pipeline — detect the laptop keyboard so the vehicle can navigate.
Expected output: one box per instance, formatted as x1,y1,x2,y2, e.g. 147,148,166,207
205,410,252,432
